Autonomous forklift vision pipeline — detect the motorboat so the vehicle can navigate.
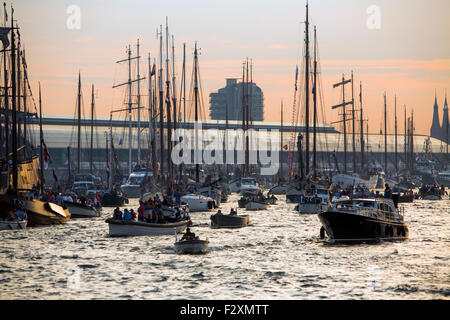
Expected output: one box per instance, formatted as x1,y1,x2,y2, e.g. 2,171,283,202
295,187,330,214
318,195,409,243
174,238,209,254
239,177,260,196
120,169,152,199
210,212,249,228
63,201,101,218
180,194,216,212
101,190,128,207
106,218,190,237
437,171,450,188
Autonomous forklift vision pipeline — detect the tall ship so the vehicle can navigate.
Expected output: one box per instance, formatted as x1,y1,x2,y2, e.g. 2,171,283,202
0,7,70,225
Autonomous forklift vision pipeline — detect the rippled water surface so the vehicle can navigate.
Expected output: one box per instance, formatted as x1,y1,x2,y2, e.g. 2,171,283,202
0,194,449,300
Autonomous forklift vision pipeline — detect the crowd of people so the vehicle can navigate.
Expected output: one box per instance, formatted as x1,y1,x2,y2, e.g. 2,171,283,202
111,197,191,225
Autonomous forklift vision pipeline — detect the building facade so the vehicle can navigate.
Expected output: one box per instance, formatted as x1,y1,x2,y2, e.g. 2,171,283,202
209,78,264,121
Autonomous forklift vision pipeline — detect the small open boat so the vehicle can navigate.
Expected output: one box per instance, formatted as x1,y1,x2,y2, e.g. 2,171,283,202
174,239,209,254
64,201,101,218
245,201,268,211
0,220,27,230
210,212,249,228
105,218,189,237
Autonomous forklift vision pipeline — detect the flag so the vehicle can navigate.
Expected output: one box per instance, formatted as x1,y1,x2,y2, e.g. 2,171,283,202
43,143,50,169
282,144,288,150
294,65,299,91
0,26,10,49
151,63,156,76
118,138,122,145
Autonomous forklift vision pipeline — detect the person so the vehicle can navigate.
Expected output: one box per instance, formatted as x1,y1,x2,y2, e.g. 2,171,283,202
384,184,392,199
113,207,122,220
16,207,27,221
181,227,196,241
123,209,132,221
229,208,237,216
174,189,182,205
130,209,136,221
7,209,17,221
138,201,145,222
216,209,223,215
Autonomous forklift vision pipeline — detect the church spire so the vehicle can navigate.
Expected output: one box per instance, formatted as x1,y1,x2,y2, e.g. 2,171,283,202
431,90,442,140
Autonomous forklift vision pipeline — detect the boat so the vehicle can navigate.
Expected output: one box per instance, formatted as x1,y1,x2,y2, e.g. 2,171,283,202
0,195,71,227
239,177,261,196
0,220,27,230
245,200,268,211
396,192,414,203
332,173,379,190
268,184,286,195
63,201,101,218
318,195,409,243
417,185,445,200
180,194,216,212
295,186,330,214
101,190,128,207
120,168,152,199
106,218,190,237
210,212,249,228
174,238,209,254
437,171,450,188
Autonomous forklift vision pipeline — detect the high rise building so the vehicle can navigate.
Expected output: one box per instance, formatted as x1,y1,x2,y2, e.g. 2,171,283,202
209,78,264,121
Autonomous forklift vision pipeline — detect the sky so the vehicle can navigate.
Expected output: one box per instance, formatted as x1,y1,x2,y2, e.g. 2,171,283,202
12,0,450,135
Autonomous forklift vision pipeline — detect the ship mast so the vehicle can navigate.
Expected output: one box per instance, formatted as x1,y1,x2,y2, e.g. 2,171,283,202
90,84,94,174
11,7,17,191
384,92,387,174
77,72,81,174
158,25,164,182
137,39,141,165
394,95,398,173
194,42,200,183
39,83,44,194
359,81,364,171
312,25,317,177
304,1,310,175
165,17,172,183
280,100,284,182
351,71,356,173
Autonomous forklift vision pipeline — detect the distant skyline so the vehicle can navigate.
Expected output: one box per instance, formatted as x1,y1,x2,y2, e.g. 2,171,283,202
13,0,450,135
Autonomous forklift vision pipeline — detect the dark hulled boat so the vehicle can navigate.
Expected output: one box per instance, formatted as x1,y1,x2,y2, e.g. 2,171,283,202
318,195,409,243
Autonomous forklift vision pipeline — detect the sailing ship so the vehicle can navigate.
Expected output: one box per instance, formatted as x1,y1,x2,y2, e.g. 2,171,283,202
0,9,70,226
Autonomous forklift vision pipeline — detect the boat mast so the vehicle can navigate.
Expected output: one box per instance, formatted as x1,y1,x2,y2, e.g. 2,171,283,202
16,27,21,152
165,17,172,183
90,84,94,174
11,9,17,192
39,83,44,194
194,42,200,183
394,94,398,173
245,58,249,175
304,2,310,175
127,45,132,176
137,39,141,165
384,92,387,174
3,3,9,162
172,35,177,132
148,52,156,176
351,71,356,173
280,100,284,182
359,81,364,171
404,104,407,174
158,25,164,182
77,72,81,174
312,25,317,178
241,62,246,177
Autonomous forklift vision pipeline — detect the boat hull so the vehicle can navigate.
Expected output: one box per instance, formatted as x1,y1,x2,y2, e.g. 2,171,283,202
64,201,101,218
174,239,209,254
106,218,189,237
101,193,128,207
210,214,249,228
295,203,328,214
0,220,27,230
181,195,215,212
0,195,70,227
318,210,409,243
245,201,268,210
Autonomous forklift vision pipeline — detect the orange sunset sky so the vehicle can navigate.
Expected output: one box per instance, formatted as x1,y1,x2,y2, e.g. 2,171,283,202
12,0,450,135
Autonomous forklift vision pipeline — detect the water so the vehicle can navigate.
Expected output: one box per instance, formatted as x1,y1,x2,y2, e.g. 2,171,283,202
0,195,449,300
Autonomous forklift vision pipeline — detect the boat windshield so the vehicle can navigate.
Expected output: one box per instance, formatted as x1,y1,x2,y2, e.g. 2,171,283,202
127,177,143,185
241,178,256,185
335,200,375,209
